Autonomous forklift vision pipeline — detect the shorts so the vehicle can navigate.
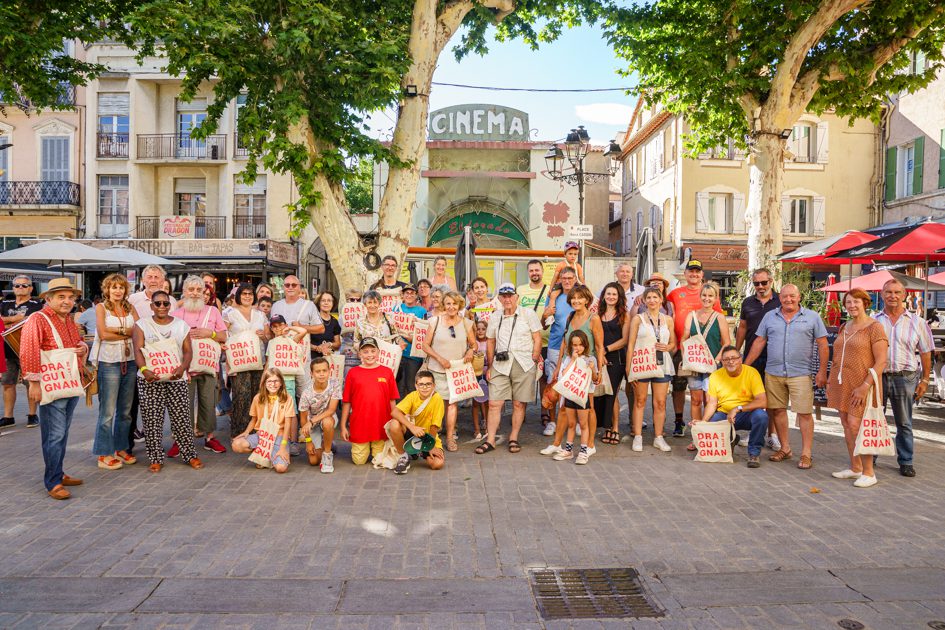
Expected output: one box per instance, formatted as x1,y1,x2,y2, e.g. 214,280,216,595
245,433,290,468
687,373,710,392
637,375,673,384
671,351,688,392
351,440,385,465
564,396,590,410
307,415,338,449
1,353,20,386
545,347,560,381
489,359,537,403
431,371,451,403
764,374,814,415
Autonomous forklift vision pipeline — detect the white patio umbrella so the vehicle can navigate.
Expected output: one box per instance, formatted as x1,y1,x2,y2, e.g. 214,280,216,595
0,237,116,274
66,246,183,269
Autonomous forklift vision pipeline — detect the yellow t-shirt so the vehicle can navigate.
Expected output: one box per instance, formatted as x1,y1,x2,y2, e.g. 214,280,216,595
395,391,445,449
707,365,765,414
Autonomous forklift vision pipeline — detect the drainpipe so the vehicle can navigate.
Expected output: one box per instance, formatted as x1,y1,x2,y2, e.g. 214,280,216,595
871,103,893,227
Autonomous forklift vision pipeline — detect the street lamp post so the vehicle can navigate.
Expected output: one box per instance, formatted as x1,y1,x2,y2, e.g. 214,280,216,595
543,126,621,264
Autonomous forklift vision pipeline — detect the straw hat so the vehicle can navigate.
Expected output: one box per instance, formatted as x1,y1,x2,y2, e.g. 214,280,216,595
39,278,81,300
644,272,670,291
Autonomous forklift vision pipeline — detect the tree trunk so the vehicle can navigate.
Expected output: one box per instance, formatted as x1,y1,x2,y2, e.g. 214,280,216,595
746,132,786,274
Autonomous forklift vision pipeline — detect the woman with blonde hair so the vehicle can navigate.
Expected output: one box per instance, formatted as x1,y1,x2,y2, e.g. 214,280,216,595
92,273,139,470
680,281,731,430
430,255,457,291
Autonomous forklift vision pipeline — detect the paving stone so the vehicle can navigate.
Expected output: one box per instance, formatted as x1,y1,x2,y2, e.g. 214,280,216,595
135,578,342,613
0,577,159,613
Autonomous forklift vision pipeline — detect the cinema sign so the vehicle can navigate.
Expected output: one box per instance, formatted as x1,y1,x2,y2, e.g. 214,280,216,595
428,104,529,142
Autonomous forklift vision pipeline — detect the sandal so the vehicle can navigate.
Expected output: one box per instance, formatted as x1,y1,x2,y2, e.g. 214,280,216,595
602,430,620,445
475,441,496,455
508,440,521,453
769,449,794,462
797,455,813,470
446,436,458,452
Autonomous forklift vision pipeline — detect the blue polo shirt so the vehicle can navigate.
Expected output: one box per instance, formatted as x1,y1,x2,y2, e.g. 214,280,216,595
754,307,828,378
547,292,574,351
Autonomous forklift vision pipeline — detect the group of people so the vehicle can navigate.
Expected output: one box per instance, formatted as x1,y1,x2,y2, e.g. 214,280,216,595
3,241,932,499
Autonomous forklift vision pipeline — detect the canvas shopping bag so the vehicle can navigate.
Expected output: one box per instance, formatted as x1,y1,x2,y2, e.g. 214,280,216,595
267,336,304,376
141,338,182,380
376,338,403,375
247,400,284,468
36,313,84,405
691,421,734,463
410,319,430,358
854,368,896,457
340,302,364,334
377,288,402,313
628,345,663,381
372,440,400,470
326,353,346,383
446,359,485,404
391,310,417,337
680,314,718,373
594,365,614,397
225,330,264,373
553,357,592,406
190,309,221,375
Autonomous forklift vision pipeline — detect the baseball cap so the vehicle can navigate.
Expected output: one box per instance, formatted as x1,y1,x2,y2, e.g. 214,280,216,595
497,283,516,295
269,314,287,325
685,259,703,271
359,336,379,349
402,283,417,293
403,432,436,455
564,241,580,251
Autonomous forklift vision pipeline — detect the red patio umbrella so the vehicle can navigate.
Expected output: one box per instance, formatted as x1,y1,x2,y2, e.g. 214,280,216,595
778,230,878,264
828,222,945,263
824,273,842,326
819,269,945,292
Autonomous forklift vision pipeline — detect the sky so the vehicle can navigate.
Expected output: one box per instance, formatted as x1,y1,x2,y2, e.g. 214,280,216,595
369,24,638,146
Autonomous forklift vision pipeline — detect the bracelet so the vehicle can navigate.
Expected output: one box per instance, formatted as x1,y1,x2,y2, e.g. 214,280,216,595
139,366,149,373
211,331,217,339
281,439,288,446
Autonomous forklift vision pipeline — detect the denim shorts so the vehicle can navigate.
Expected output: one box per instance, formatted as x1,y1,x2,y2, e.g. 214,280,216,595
246,433,289,468
637,375,673,384
687,373,710,392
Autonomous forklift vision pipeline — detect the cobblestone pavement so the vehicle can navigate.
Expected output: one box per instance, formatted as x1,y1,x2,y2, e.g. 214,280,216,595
1,391,944,629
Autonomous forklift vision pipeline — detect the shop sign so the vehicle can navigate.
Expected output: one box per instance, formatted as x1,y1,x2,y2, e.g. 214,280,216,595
69,239,298,265
426,212,529,247
428,104,529,142
160,216,195,239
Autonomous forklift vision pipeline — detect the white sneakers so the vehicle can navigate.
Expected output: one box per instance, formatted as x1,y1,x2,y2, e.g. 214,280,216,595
831,469,862,479
542,422,556,437
653,436,672,452
766,433,782,451
540,444,563,456
320,451,334,474
552,448,573,461
632,435,643,452
832,469,878,487
575,451,589,465
853,475,878,488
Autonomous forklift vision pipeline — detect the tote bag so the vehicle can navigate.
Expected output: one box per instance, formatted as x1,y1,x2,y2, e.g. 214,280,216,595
247,399,284,468
854,368,896,457
594,365,614,397
681,313,718,373
410,319,431,359
377,288,402,313
376,338,403,375
36,313,84,405
628,314,665,381
553,357,593,406
190,309,221,375
326,353,346,383
446,359,485,404
225,330,264,373
340,302,365,334
392,310,417,337
267,336,304,376
691,421,734,463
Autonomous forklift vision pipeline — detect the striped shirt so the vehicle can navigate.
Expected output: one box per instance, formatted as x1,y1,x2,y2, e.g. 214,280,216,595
20,306,85,381
872,310,933,373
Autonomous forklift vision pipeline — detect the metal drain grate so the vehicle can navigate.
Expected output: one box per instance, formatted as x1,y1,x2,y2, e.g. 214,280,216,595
528,567,663,620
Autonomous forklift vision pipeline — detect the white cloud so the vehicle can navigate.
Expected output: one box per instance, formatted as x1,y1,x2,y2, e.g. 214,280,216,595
574,103,634,126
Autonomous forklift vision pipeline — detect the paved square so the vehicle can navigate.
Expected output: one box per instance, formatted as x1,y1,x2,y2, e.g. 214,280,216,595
1,393,944,628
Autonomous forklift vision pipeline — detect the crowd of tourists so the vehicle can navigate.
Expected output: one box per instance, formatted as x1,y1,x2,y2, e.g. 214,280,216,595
0,241,931,500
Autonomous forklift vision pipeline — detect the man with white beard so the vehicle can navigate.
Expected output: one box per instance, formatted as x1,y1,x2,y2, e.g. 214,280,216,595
170,275,229,454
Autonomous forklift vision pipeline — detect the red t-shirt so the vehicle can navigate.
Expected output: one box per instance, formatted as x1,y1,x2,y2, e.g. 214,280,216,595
666,284,723,342
342,364,399,443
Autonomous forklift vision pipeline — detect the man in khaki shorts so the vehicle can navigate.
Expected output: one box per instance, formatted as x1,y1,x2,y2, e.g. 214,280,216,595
745,284,828,470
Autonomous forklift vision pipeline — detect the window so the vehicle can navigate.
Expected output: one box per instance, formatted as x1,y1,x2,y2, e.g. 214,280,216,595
609,201,621,224
636,210,644,249
234,174,267,238
909,50,927,76
176,98,208,157
98,175,129,237
788,197,810,235
899,143,916,197
40,136,70,194
636,151,645,186
663,127,675,169
887,137,925,200
235,94,248,155
790,123,815,162
0,135,9,182
97,113,129,158
705,193,731,233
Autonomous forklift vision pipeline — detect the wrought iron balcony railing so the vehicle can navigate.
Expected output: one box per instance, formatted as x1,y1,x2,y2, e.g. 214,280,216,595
136,134,227,160
233,215,266,239
0,181,81,206
136,215,227,239
97,132,129,158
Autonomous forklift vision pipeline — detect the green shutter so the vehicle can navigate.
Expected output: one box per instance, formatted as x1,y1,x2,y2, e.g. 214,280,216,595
913,136,925,195
939,130,945,189
885,147,897,202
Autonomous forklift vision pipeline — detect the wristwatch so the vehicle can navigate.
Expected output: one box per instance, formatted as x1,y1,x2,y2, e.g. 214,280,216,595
736,405,744,413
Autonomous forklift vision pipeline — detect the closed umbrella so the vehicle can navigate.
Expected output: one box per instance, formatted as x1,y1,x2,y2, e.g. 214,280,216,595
0,237,116,274
634,227,657,286
454,226,478,294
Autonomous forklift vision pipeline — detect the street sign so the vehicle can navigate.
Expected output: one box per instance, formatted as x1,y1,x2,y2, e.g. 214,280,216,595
568,224,593,240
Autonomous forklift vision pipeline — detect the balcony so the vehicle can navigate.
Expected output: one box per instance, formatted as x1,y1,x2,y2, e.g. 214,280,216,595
97,132,129,158
136,134,227,161
234,133,249,159
0,181,81,207
233,215,266,239
136,215,227,239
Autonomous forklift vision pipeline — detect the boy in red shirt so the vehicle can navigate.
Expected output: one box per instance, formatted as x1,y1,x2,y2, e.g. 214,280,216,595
340,337,399,465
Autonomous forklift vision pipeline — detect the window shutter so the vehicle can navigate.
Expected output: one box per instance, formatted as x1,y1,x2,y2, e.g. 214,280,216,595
913,136,925,195
695,192,710,233
781,196,792,232
41,137,69,181
176,97,207,112
815,121,829,164
0,135,8,182
97,93,129,115
939,130,945,189
732,193,746,234
234,174,267,194
174,178,206,194
916,50,927,74
812,196,826,236
885,147,898,201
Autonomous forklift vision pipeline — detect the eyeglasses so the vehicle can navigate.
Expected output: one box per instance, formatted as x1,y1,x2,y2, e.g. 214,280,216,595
152,301,171,307
448,325,456,338
283,283,299,287
753,280,770,287
721,356,742,363
265,378,282,384
416,382,435,388
12,284,29,288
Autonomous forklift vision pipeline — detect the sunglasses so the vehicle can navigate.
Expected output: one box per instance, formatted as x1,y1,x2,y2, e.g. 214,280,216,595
283,283,299,287
753,280,770,287
12,284,30,288
347,297,361,302
152,301,171,307
449,325,456,338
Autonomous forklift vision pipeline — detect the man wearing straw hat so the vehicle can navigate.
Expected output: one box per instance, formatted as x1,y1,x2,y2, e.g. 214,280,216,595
19,278,87,500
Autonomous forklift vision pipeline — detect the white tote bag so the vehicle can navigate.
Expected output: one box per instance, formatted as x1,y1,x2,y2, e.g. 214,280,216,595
190,309,221,375
376,338,403,375
326,353,346,383
225,330,264,373
339,302,364,334
446,359,485,404
267,336,304,376
594,365,614,397
854,368,896,457
680,313,717,374
628,314,665,381
377,288,402,313
553,356,593,406
36,313,84,405
392,310,417,337
410,319,430,358
691,421,734,463
247,399,284,468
